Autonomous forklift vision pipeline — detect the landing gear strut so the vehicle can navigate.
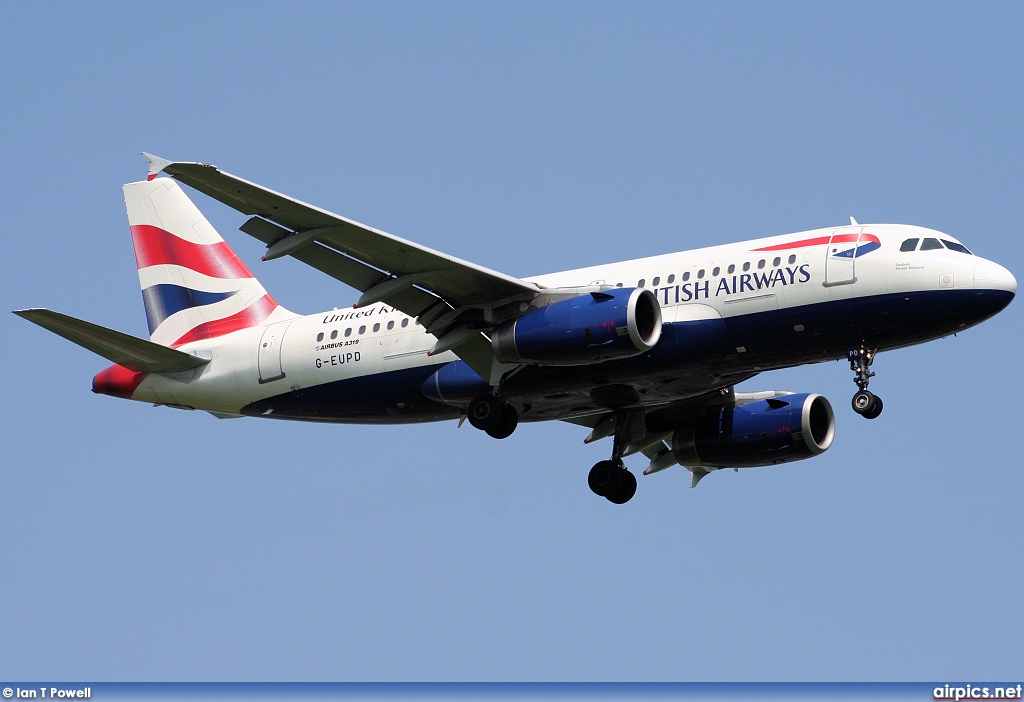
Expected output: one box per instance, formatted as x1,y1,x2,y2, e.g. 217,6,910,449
468,393,519,439
587,411,640,504
848,343,883,419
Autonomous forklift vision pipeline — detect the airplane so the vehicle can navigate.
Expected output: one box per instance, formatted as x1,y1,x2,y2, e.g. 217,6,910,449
14,154,1017,504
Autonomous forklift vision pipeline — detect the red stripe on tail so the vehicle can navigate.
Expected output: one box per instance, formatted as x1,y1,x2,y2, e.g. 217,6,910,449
130,224,256,279
170,294,279,348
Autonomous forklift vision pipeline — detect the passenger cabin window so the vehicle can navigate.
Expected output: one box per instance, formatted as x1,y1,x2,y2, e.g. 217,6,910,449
652,276,660,286
373,323,380,333
359,325,366,335
330,330,338,340
344,328,352,337
697,269,705,279
387,320,395,331
942,239,973,255
900,238,919,252
316,332,324,342
727,264,735,274
712,267,720,276
788,255,797,264
920,238,944,251
682,272,690,282
743,262,751,272
401,318,409,328
773,257,781,267
667,274,675,284
616,282,623,287
757,259,766,269
638,279,646,288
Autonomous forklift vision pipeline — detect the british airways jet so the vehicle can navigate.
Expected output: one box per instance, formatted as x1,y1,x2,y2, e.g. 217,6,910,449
15,154,1016,504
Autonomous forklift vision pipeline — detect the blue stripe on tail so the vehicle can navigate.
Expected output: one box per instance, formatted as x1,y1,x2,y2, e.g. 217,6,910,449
141,284,238,334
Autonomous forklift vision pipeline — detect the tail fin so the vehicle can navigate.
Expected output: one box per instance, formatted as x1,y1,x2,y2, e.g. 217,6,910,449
123,178,289,347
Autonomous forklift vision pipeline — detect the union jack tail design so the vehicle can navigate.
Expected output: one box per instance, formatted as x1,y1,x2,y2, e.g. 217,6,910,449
123,178,289,348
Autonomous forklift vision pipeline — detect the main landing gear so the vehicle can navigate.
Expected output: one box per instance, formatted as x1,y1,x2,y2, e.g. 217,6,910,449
848,343,883,419
469,392,638,504
587,410,641,504
467,393,519,439
588,460,637,504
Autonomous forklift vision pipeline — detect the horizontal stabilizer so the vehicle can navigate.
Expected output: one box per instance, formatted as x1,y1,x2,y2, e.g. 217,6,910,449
13,309,210,373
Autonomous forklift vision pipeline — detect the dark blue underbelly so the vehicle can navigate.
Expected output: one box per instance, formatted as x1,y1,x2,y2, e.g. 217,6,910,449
240,288,1013,423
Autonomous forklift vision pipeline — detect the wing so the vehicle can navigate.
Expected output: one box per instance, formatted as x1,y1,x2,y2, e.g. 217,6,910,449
563,388,789,481
14,309,210,373
142,154,541,379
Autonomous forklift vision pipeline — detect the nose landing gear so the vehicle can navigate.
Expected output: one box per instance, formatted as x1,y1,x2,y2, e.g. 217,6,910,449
852,389,883,419
848,344,883,419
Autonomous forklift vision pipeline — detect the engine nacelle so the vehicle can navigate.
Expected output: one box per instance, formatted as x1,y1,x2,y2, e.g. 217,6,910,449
491,288,662,365
672,393,835,468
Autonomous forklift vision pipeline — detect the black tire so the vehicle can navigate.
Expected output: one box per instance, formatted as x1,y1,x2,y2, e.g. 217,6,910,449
606,470,637,504
468,394,504,431
588,460,624,497
863,395,883,420
485,404,519,439
852,390,876,416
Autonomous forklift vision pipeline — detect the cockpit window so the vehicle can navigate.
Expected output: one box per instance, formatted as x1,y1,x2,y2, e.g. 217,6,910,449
920,238,944,251
942,239,973,255
900,238,919,252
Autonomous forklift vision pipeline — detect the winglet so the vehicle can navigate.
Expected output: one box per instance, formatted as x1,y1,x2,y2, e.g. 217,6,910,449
141,152,173,181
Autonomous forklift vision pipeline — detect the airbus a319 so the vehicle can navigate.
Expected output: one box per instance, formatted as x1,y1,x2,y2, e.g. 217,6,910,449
16,154,1016,504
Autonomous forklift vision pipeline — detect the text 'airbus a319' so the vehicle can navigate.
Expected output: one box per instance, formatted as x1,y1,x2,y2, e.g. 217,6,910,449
16,154,1017,504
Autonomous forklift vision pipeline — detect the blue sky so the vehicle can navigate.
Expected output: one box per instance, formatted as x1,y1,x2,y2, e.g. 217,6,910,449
1,2,1022,681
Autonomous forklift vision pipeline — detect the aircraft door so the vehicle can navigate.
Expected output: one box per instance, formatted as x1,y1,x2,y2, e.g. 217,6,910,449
258,321,291,383
823,228,862,287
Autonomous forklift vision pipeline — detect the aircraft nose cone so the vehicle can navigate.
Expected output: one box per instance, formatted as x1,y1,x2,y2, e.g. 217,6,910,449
975,259,1018,295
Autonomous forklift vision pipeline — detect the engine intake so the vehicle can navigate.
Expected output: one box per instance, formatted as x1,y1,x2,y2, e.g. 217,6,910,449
492,288,662,365
672,393,835,468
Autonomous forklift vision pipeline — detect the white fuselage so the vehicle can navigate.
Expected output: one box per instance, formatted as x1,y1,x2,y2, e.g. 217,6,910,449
124,223,1015,420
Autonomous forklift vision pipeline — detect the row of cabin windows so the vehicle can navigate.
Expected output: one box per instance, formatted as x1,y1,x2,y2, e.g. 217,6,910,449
314,249,811,342
316,317,410,342
631,254,798,289
900,237,973,255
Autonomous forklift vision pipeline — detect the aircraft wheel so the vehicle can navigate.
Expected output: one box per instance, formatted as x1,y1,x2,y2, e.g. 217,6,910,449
485,404,519,439
863,395,883,420
606,470,637,504
851,390,877,416
468,393,505,431
588,460,624,497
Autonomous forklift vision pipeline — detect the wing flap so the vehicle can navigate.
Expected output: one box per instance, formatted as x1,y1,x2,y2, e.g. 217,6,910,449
241,216,443,317
14,309,210,373
150,156,539,307
235,218,494,377
144,154,543,381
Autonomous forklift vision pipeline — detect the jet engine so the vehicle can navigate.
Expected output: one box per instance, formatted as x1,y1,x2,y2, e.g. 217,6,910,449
491,287,662,365
672,393,835,468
